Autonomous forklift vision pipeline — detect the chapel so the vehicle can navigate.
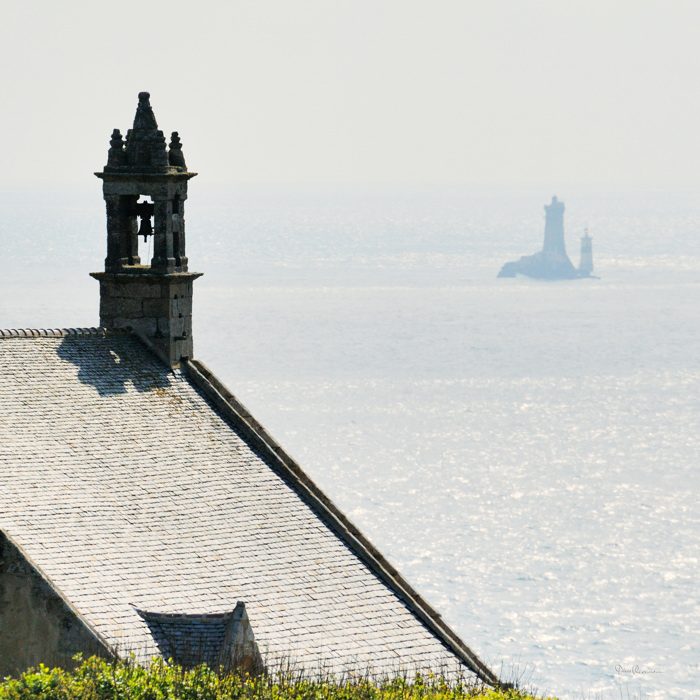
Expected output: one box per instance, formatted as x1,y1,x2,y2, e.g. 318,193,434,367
0,93,501,686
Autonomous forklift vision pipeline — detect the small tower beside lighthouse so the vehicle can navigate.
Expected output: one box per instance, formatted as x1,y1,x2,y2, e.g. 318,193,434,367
579,228,594,276
91,92,201,368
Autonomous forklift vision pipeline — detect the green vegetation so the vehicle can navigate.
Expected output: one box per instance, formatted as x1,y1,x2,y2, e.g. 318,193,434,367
0,657,554,700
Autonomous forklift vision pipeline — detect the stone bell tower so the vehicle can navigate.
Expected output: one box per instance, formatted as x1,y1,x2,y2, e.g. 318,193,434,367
91,92,201,368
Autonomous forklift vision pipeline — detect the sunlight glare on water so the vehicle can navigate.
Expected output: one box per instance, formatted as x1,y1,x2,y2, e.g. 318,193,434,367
1,185,699,699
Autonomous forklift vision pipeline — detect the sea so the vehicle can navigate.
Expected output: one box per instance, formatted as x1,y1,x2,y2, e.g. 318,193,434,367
1,184,698,699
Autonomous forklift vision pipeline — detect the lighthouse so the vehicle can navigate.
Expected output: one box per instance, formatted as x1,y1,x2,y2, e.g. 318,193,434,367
579,228,593,276
542,195,568,256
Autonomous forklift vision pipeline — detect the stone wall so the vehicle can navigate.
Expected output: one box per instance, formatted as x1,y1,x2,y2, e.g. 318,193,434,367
0,533,108,676
91,271,200,368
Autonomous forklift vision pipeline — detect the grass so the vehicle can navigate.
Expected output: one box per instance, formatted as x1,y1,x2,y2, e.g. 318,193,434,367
0,656,557,700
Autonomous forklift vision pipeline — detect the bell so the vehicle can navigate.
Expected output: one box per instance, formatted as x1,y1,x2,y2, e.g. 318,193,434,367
138,215,153,242
135,199,155,242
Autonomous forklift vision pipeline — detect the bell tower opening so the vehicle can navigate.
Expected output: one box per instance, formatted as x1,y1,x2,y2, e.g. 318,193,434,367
135,195,154,265
91,92,202,368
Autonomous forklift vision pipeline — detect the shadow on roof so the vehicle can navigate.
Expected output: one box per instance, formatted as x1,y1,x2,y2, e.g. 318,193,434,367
56,336,172,397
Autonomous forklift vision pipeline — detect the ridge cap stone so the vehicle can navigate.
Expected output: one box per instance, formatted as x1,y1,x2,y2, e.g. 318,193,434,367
0,327,131,338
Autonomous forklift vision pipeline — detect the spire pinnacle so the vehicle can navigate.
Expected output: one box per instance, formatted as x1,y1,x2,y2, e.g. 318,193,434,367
132,91,159,132
106,129,126,168
168,132,187,169
102,92,188,174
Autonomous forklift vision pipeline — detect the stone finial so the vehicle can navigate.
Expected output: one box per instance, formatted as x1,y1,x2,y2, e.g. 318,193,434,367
168,132,187,169
121,92,170,172
132,91,158,132
106,129,126,168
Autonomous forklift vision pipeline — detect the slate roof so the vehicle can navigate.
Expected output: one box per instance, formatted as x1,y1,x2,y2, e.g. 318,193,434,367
0,329,498,683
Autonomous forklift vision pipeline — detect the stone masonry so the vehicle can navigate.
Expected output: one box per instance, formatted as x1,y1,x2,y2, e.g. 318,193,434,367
0,533,108,677
91,273,199,367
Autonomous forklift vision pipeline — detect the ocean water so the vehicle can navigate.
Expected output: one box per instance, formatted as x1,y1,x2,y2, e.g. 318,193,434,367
1,184,699,699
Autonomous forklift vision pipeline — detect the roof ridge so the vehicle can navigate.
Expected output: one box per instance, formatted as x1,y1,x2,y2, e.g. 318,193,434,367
0,327,132,338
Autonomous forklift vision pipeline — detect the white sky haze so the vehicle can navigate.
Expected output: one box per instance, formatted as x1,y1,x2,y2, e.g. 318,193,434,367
2,0,699,187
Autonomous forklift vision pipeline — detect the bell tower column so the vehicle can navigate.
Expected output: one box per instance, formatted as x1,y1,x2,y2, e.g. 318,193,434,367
151,195,176,271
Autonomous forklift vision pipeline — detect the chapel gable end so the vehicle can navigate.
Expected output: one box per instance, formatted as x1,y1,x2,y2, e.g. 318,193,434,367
0,533,109,677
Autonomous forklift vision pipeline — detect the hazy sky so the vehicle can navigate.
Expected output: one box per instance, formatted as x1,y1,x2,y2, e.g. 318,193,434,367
2,0,699,187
